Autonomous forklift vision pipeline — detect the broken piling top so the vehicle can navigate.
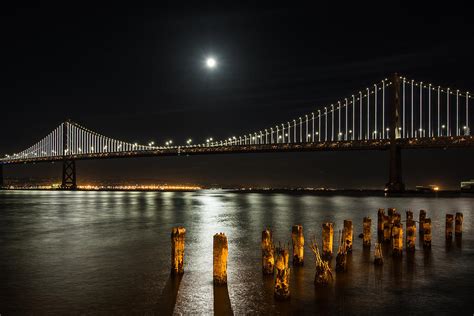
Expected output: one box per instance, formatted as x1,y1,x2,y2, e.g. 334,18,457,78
322,222,334,259
291,225,304,266
310,237,333,286
274,246,291,300
343,220,353,253
455,212,463,236
406,210,414,221
171,226,186,275
213,233,228,285
363,217,371,247
446,214,454,240
262,229,275,275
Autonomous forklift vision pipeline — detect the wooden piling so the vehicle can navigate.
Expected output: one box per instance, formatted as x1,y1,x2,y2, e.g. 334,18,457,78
393,212,401,225
274,245,290,300
388,208,396,217
423,218,432,249
343,220,353,253
363,217,371,248
171,227,186,275
419,210,426,234
377,208,385,235
446,214,454,240
383,215,391,243
291,225,304,266
374,243,383,265
336,230,347,272
406,210,413,221
392,223,403,256
406,219,416,252
455,212,463,237
213,233,228,285
262,229,274,274
309,238,333,286
322,222,334,259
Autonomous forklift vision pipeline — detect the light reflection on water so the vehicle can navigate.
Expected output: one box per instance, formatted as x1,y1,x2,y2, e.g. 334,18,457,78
0,190,473,314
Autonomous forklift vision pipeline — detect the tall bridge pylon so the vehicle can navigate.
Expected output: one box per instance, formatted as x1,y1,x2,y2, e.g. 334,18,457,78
61,120,77,190
386,73,405,191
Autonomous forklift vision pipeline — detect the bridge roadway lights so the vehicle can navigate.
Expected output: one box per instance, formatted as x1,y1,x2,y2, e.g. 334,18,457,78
61,159,77,190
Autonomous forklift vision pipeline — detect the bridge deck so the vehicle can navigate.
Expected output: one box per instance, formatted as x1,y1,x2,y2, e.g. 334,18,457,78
1,136,473,165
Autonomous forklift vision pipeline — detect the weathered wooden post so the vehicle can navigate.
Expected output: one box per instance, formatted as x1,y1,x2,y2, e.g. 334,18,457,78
291,225,304,266
423,218,432,249
309,238,333,286
213,233,228,285
262,229,274,274
383,215,391,243
322,222,334,259
388,208,396,218
274,245,290,300
374,243,383,265
446,214,454,240
377,208,385,235
406,219,416,252
363,217,371,247
406,210,413,221
393,212,401,225
171,227,186,275
336,230,347,272
455,212,463,237
419,210,426,234
343,220,353,253
392,223,403,256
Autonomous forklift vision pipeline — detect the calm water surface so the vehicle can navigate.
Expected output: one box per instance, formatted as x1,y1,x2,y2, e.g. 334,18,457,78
0,190,473,315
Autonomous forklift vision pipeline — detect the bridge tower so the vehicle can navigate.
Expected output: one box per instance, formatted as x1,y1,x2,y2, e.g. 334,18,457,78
385,73,405,192
61,120,77,190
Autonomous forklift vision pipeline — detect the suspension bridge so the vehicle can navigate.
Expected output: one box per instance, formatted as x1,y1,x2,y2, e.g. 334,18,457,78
1,74,473,190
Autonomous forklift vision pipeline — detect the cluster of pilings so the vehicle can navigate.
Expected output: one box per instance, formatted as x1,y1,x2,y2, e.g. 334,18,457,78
166,209,464,302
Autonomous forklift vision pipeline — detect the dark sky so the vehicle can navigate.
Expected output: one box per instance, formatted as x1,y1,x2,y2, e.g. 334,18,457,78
2,3,474,189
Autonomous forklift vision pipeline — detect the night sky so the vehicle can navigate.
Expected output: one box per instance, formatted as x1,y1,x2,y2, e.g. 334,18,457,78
2,3,474,189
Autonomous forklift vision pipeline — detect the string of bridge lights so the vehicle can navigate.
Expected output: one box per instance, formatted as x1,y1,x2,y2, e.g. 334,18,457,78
211,79,393,146
209,76,472,147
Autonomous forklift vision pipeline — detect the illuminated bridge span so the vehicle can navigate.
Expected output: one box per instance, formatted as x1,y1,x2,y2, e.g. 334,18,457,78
1,74,473,190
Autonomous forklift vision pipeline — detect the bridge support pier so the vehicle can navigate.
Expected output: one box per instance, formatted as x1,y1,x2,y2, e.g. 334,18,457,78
386,145,404,191
61,159,77,190
385,73,405,192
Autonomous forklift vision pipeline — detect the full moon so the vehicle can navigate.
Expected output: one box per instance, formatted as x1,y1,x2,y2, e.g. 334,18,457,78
206,57,217,68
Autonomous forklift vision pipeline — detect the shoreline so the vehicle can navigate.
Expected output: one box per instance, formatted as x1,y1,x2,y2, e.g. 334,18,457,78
1,187,474,197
